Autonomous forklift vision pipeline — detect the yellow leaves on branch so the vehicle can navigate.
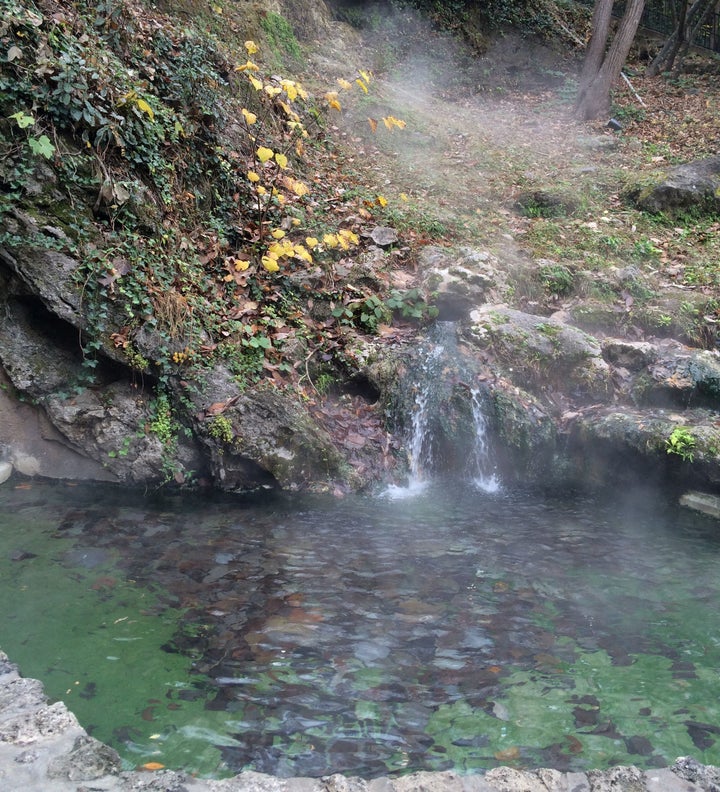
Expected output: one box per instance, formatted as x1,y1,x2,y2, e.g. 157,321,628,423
324,91,341,112
322,229,359,251
256,146,274,163
274,152,288,169
244,40,259,55
368,115,407,132
241,108,257,125
382,115,406,131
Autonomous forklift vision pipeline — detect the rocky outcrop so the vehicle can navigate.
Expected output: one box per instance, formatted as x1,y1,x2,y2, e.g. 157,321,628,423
2,649,719,792
629,155,720,215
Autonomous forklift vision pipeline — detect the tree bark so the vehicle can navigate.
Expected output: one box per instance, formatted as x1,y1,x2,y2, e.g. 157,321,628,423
575,0,647,121
647,0,714,76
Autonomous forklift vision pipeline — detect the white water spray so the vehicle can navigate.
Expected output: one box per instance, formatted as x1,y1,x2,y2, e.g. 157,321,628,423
469,388,501,494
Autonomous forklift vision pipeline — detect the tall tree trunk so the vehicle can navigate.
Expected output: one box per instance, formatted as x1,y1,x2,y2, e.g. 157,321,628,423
575,0,646,121
577,0,614,96
672,0,716,73
647,0,713,76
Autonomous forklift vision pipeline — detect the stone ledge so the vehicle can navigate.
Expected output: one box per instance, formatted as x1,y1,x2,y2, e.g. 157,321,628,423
1,650,719,792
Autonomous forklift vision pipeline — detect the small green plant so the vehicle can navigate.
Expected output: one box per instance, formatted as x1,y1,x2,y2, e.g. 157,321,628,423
385,288,438,322
539,263,574,296
149,393,175,444
208,415,234,444
666,426,696,462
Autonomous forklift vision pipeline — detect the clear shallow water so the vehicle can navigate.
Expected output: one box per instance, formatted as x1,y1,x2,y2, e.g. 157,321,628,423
1,479,720,778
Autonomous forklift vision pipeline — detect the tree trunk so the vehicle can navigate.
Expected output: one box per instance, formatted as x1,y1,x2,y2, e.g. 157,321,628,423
577,0,614,96
575,0,647,121
672,0,716,73
647,0,713,76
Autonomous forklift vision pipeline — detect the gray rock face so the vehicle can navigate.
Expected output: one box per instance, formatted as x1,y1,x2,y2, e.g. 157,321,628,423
631,155,720,215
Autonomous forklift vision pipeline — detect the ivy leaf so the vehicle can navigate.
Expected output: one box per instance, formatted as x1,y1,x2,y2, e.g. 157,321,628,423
9,111,34,129
28,135,55,159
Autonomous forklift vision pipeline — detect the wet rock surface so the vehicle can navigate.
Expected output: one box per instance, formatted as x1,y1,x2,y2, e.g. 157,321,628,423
1,650,718,791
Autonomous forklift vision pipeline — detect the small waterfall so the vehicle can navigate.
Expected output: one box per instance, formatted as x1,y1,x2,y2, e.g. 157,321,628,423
469,388,501,493
383,323,501,498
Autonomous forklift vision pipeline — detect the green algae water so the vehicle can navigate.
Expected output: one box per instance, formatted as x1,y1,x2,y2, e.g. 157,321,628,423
2,479,720,778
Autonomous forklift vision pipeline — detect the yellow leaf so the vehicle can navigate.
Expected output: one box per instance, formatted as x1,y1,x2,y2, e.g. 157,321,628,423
359,69,372,83
262,256,280,272
280,79,298,101
400,192,409,201
305,236,319,248
337,78,353,90
234,259,250,271
256,185,267,195
135,98,154,121
271,229,285,239
376,195,388,208
291,218,301,226
245,40,259,54
142,762,166,771
264,85,282,97
274,152,288,169
355,78,368,94
241,108,257,125
256,147,273,163
295,140,304,157
324,91,341,111
248,75,263,91
291,179,309,197
247,170,260,182
293,244,312,263
367,117,378,133
382,115,406,130
235,60,259,72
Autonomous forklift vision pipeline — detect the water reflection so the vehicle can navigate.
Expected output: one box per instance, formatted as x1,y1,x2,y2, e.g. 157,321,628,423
1,480,720,778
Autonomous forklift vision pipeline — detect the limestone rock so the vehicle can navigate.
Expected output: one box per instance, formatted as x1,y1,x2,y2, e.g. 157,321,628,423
465,304,612,401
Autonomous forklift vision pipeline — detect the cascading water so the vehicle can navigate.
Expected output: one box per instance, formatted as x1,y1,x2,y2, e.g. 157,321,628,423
384,322,501,497
469,388,501,493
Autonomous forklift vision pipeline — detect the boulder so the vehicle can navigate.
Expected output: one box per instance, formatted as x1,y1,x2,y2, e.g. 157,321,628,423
464,304,612,401
630,155,720,215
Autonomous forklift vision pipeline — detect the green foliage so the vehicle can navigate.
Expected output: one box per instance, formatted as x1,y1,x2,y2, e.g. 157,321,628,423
539,263,574,296
208,415,234,444
149,392,175,445
385,287,438,322
666,425,696,462
332,294,390,333
259,12,302,62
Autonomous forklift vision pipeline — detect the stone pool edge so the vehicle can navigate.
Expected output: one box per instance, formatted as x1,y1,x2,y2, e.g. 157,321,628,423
1,650,719,792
